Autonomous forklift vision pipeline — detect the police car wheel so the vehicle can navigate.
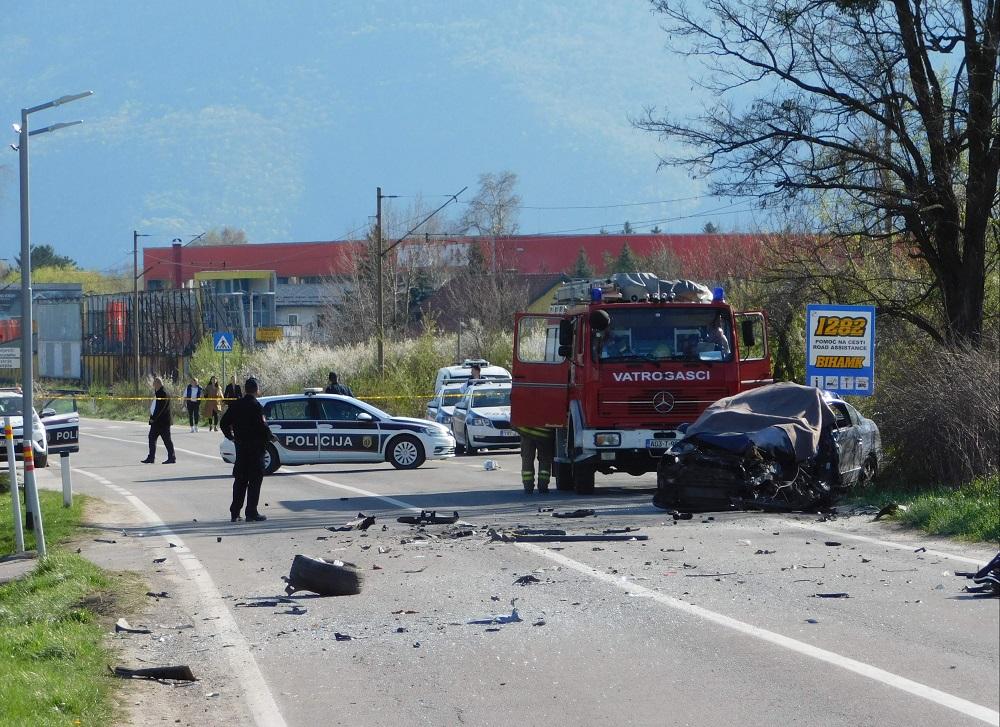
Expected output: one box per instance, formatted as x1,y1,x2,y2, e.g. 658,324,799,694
388,435,425,470
35,452,48,469
263,444,280,475
463,427,478,456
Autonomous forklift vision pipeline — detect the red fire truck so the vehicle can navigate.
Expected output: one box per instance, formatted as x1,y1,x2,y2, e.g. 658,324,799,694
511,273,772,493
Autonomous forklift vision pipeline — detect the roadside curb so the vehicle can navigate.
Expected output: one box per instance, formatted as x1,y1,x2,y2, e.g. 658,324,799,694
0,550,38,585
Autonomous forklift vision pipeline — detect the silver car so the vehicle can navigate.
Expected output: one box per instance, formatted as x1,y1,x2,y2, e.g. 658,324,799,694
219,391,455,474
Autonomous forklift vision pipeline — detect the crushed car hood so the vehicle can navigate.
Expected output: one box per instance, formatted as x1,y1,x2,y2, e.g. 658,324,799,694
684,382,836,461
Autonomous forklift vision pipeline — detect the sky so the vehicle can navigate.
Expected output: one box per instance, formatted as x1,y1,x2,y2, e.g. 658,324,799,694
0,1,761,272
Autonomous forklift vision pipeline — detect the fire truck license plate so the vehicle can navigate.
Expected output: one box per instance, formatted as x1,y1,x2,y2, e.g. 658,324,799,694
646,439,673,449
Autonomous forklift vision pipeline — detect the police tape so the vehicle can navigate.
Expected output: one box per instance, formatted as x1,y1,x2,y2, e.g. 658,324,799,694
36,393,437,402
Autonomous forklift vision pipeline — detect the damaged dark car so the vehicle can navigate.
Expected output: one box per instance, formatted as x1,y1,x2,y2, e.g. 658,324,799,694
653,382,882,512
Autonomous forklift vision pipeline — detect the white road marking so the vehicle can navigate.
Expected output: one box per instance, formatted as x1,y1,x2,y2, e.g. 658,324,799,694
783,520,987,566
82,431,218,460
519,543,999,726
73,466,288,727
287,472,999,726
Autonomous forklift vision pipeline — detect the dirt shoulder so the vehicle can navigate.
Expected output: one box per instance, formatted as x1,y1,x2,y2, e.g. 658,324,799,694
73,495,254,727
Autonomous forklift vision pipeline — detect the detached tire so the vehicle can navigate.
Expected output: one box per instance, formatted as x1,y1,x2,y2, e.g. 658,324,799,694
263,444,280,475
388,434,425,469
285,554,363,596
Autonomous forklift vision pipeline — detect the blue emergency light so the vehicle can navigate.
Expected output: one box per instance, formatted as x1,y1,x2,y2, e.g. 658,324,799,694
713,286,726,302
591,286,603,302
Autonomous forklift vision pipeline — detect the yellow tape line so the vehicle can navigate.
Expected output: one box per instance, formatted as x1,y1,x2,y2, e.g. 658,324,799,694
40,393,435,402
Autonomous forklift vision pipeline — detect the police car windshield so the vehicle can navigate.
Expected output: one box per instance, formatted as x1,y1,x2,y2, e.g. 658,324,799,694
598,308,733,362
0,396,24,417
472,389,510,408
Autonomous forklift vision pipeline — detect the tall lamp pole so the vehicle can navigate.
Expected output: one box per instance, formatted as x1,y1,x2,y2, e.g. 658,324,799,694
375,187,397,378
16,90,92,558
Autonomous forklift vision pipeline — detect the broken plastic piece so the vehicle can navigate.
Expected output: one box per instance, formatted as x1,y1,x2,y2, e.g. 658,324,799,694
397,510,461,525
113,665,197,682
115,618,151,634
552,509,596,519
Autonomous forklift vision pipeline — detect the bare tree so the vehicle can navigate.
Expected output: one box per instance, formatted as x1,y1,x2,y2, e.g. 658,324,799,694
637,0,1000,345
459,171,521,273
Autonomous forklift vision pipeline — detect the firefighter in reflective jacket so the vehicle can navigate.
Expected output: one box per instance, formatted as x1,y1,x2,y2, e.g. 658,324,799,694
515,426,554,494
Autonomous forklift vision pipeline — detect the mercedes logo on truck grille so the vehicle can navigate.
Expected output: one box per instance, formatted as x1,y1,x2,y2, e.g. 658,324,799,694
652,391,675,413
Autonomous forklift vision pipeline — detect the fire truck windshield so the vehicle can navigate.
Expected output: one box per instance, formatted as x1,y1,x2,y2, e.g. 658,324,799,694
597,307,733,363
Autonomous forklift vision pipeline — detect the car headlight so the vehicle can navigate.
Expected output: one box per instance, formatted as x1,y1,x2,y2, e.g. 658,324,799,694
468,416,492,427
594,432,621,447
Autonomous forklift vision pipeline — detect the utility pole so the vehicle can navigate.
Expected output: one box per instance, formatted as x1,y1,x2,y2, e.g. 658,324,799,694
376,187,382,377
133,231,150,392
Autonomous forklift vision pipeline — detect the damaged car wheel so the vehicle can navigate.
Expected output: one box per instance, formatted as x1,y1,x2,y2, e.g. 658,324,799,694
285,554,363,596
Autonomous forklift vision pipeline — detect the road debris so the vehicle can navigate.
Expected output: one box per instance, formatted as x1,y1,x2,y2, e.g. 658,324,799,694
552,509,595,519
483,459,501,470
513,575,541,586
115,618,151,634
824,541,842,547
813,592,851,598
152,557,166,564
468,599,522,625
392,609,418,614
328,513,376,532
914,547,927,553
955,552,1000,596
283,554,363,597
112,665,197,682
334,633,352,641
94,538,117,544
488,529,648,543
280,606,308,615
873,503,907,521
145,591,170,599
754,549,776,555
603,527,642,534
397,510,461,525
685,572,737,578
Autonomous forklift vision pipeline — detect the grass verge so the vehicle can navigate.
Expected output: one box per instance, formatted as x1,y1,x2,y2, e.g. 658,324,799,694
850,474,1000,543
1,477,143,726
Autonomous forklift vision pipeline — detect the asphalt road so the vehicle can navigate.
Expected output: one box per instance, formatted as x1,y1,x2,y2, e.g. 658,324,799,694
35,417,1000,727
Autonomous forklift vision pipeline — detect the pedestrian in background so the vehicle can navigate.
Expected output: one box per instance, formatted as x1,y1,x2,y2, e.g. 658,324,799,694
183,376,203,432
223,375,242,408
324,371,354,396
142,377,176,464
515,426,554,494
203,375,221,431
220,377,273,522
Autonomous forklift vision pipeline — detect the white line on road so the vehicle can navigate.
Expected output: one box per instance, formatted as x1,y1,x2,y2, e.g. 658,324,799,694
73,466,288,727
82,431,219,460
287,471,999,727
783,520,987,566
520,543,998,725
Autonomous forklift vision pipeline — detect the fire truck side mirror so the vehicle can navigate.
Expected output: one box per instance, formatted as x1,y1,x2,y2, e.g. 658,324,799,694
589,310,610,332
740,319,757,347
558,320,574,346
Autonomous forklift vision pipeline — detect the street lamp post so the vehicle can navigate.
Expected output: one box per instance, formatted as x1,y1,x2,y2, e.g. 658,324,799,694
16,90,92,558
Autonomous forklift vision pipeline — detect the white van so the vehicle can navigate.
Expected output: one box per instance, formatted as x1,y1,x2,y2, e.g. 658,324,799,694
432,359,511,393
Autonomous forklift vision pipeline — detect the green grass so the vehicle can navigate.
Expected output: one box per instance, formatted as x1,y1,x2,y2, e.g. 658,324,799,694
850,474,1000,543
0,478,141,726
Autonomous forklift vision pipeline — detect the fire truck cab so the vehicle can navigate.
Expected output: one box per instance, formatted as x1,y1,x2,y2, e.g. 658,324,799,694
511,273,772,493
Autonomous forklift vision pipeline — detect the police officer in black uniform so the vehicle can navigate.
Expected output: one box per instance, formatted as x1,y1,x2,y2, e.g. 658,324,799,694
220,377,273,522
324,371,354,396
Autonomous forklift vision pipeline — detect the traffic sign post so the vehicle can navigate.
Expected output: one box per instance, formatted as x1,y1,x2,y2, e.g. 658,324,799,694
214,332,234,396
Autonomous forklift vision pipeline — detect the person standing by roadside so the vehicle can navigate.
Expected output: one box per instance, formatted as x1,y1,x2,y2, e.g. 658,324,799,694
142,377,176,464
183,376,203,432
324,371,354,396
220,377,273,522
202,375,221,431
223,375,241,409
514,425,554,494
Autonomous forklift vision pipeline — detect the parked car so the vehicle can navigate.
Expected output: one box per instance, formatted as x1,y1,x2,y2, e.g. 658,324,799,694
654,382,881,511
432,359,511,393
219,390,455,474
0,389,49,468
450,382,519,455
425,382,466,429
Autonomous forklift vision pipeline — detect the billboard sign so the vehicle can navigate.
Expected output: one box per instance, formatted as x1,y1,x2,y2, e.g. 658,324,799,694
806,304,876,397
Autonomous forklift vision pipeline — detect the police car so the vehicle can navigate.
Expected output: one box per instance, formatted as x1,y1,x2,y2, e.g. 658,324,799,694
218,390,455,474
0,390,49,468
450,381,519,455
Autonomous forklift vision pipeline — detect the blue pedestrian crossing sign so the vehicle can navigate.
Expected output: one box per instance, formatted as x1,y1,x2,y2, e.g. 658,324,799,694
213,331,234,352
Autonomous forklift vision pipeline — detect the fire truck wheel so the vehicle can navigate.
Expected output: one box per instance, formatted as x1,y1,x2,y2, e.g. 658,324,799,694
573,463,595,494
555,462,574,491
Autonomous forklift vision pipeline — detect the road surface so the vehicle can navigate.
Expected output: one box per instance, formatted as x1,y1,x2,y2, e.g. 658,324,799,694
34,417,1000,727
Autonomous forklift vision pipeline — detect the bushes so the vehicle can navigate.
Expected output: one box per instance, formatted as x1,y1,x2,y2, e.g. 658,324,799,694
874,341,999,487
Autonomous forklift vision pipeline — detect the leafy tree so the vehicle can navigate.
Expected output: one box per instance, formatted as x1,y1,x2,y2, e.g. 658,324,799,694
649,225,662,234
571,247,595,278
15,244,76,271
190,227,248,246
702,222,718,234
637,0,1000,345
622,221,634,234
